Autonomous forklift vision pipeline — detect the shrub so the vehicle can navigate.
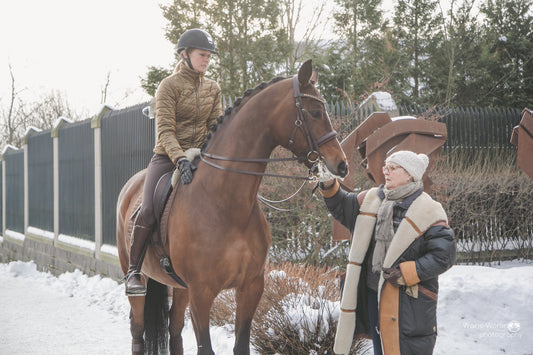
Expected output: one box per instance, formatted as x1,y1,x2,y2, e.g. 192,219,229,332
432,149,533,264
211,263,372,354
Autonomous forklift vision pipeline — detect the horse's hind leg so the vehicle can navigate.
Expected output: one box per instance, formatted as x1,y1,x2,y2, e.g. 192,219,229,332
128,296,146,355
233,275,265,355
189,287,217,355
169,288,189,355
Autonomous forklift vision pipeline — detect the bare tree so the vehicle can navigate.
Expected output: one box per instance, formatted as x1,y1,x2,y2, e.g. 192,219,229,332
25,90,79,130
280,0,332,75
0,64,26,147
100,71,111,105
1,64,83,148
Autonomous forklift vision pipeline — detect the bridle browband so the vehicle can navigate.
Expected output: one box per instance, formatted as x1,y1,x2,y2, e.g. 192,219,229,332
200,75,337,180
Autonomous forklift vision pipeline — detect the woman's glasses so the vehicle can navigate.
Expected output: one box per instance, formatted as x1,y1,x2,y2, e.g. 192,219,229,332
382,164,402,174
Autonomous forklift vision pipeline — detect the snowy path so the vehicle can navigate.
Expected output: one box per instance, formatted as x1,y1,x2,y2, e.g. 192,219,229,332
0,270,130,354
1,260,532,355
0,262,241,355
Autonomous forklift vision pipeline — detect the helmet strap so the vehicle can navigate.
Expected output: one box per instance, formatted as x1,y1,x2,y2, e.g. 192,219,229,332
182,50,195,71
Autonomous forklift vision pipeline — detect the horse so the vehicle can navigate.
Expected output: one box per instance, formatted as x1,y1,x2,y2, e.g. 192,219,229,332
116,59,348,355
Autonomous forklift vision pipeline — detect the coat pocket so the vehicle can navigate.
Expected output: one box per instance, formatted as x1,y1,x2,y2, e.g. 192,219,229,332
399,289,437,337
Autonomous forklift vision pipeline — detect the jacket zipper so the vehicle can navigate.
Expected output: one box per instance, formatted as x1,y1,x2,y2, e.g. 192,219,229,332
193,77,200,144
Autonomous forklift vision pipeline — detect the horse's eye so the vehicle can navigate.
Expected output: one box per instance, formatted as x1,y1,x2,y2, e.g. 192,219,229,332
310,110,322,118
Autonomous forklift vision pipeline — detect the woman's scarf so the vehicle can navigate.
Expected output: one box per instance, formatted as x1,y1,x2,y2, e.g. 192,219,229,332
372,181,423,273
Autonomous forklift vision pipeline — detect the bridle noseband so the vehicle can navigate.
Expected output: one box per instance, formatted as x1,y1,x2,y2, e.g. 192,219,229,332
200,75,338,181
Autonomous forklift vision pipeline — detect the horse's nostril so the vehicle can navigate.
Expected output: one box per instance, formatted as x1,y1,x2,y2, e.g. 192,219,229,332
338,161,348,177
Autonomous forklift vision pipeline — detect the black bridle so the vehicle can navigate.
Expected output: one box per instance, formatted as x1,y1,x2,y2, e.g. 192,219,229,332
200,75,338,180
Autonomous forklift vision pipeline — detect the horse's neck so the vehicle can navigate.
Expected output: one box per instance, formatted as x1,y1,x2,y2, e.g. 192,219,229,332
201,111,276,204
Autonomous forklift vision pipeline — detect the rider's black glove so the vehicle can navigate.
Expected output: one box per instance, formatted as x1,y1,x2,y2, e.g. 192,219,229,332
177,158,194,185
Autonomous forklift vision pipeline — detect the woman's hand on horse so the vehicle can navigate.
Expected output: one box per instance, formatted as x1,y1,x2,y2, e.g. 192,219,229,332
177,158,194,184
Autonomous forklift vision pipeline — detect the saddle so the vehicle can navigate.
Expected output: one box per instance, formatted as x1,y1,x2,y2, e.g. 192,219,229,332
128,153,200,289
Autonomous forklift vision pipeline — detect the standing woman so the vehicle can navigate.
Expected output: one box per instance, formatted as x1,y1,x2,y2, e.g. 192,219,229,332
319,151,456,355
124,29,223,296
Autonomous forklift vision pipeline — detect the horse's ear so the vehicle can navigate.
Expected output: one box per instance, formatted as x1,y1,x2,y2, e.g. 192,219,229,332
298,59,313,87
310,69,319,86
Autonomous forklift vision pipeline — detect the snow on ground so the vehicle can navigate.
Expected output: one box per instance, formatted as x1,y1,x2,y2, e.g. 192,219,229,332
0,260,532,355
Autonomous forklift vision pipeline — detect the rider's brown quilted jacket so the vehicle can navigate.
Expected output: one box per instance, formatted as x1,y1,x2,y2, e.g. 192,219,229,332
154,60,222,164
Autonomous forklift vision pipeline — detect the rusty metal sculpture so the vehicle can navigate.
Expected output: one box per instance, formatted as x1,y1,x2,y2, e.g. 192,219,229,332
333,112,448,240
510,108,533,180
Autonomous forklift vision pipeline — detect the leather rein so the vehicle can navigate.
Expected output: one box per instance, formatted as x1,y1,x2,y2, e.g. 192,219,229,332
200,75,337,181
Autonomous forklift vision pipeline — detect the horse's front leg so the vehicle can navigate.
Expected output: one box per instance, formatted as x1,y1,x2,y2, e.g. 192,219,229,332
189,287,217,355
128,296,146,355
233,274,265,355
169,288,189,355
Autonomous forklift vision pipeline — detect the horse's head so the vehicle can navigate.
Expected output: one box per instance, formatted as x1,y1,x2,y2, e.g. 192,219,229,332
278,60,348,179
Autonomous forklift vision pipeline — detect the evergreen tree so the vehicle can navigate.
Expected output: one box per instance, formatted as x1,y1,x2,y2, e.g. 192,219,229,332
331,0,385,98
141,0,290,98
392,0,440,104
426,0,484,106
479,0,533,108
210,0,290,96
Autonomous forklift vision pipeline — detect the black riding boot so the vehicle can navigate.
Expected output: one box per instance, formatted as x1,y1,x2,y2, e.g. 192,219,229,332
125,213,152,296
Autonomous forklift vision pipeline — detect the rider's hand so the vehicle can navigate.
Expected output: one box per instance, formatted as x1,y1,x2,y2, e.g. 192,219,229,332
177,158,194,185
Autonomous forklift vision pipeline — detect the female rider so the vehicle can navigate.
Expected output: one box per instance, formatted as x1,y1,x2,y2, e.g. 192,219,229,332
125,29,222,296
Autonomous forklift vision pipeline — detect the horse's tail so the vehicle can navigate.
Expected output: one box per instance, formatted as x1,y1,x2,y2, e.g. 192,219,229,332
144,278,169,355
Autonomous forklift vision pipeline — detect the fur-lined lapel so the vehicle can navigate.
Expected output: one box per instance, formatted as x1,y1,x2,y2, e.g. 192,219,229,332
382,192,447,269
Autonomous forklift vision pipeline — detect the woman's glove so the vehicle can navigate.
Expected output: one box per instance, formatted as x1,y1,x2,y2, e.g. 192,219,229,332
383,266,405,288
177,158,194,184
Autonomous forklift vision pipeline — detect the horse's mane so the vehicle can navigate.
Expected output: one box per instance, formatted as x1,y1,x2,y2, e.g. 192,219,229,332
201,76,287,152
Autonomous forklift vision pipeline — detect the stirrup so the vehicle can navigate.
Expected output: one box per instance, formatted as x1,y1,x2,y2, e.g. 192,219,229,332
124,271,147,296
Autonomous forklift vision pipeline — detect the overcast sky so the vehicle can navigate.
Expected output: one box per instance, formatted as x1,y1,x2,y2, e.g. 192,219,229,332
0,0,174,116
1,0,452,118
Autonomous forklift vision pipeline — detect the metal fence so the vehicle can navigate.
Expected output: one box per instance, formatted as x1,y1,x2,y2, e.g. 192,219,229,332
58,120,95,240
397,105,521,150
28,129,54,232
101,102,154,245
4,149,24,233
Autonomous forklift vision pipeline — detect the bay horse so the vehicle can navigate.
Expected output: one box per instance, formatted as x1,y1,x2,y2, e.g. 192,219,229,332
116,60,348,355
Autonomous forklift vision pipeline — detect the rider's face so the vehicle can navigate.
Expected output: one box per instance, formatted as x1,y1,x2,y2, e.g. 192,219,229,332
184,49,212,73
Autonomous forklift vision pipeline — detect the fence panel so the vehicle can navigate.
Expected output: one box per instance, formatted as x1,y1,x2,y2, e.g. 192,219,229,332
4,149,24,233
101,103,155,246
28,130,54,231
395,105,521,151
58,120,95,240
0,163,2,233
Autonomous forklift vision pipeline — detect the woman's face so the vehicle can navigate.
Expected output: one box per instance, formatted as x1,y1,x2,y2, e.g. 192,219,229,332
184,49,213,73
382,163,412,189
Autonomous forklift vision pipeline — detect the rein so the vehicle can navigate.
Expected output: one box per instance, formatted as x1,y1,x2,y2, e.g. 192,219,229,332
200,75,337,181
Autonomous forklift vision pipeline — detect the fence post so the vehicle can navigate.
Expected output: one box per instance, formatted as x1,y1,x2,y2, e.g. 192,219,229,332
51,117,73,245
1,145,18,238
91,105,114,258
22,127,41,236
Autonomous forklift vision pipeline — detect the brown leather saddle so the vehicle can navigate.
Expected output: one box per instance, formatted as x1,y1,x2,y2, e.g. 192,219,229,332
129,169,187,288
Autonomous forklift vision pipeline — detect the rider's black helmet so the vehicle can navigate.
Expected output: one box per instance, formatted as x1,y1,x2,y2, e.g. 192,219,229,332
177,29,218,55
